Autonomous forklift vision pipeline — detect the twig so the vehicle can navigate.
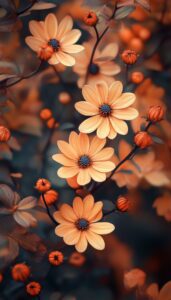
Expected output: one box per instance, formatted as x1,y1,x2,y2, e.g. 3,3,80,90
41,193,58,225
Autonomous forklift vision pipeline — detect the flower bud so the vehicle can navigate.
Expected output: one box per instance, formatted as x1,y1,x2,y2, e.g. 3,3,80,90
48,251,64,266
69,252,86,267
119,27,135,44
59,92,71,104
148,106,164,122
83,11,98,26
0,126,11,142
116,196,129,212
46,117,56,129
121,50,138,65
12,263,30,282
26,281,41,296
40,108,52,120
129,38,144,52
134,131,152,149
131,72,144,84
38,45,53,60
35,178,51,192
40,189,59,205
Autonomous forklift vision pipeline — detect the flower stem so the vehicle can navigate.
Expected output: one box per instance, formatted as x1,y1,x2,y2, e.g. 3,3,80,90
41,193,58,225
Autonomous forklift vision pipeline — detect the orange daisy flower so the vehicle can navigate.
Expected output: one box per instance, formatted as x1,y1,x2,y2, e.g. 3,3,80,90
73,41,120,87
54,194,115,252
25,13,84,66
75,81,138,139
52,131,115,185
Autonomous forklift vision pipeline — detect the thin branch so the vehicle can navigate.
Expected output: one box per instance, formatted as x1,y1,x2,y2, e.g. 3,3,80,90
41,193,58,225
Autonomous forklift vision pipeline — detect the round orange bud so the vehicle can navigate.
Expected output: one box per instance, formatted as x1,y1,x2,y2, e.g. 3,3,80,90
131,72,144,84
26,281,41,296
0,126,11,142
119,27,135,44
139,28,151,41
38,45,53,61
69,252,86,267
148,106,164,123
0,273,3,283
48,251,64,266
121,50,138,65
40,189,59,205
134,131,153,149
40,108,52,121
129,38,144,52
35,178,51,192
66,176,80,189
58,92,71,104
46,117,56,129
11,263,30,282
83,11,98,26
116,196,129,212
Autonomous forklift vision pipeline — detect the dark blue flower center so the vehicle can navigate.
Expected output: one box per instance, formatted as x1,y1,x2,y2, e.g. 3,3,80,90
78,155,91,168
48,39,60,51
89,63,99,75
76,218,89,230
99,104,112,117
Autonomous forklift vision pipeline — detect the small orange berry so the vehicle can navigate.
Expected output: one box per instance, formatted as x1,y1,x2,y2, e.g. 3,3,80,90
83,11,98,26
148,106,164,123
46,117,56,129
38,45,53,60
66,176,80,189
121,50,138,65
131,72,144,84
0,273,3,283
129,38,144,52
26,281,41,296
119,27,135,44
139,28,151,41
40,108,52,121
69,252,86,267
116,196,129,212
11,263,30,282
48,251,64,266
58,92,71,104
134,131,153,149
0,126,11,142
35,178,51,192
40,189,59,205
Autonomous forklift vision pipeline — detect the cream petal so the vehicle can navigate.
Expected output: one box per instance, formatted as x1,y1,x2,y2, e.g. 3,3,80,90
78,133,90,154
60,203,77,222
73,197,84,218
53,211,71,224
85,231,105,250
95,81,108,103
89,136,106,156
57,16,73,39
75,232,88,253
101,62,121,76
79,115,102,134
83,194,95,219
89,168,106,182
97,118,110,139
58,167,79,178
52,154,76,166
92,211,103,223
68,132,80,155
110,117,128,135
99,43,119,58
29,21,47,41
93,161,115,172
90,222,115,234
93,148,114,161
77,169,91,186
45,13,58,39
112,108,139,120
145,171,170,186
57,140,77,159
108,81,123,104
62,44,84,53
61,29,81,46
14,211,37,228
55,223,75,237
48,54,59,65
63,229,81,245
25,36,44,52
113,93,136,109
17,197,37,210
82,85,101,106
75,101,98,116
88,201,103,221
56,51,75,66
108,127,117,139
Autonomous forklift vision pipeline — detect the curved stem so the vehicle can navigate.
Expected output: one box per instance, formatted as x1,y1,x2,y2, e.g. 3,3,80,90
41,193,58,225
17,0,37,16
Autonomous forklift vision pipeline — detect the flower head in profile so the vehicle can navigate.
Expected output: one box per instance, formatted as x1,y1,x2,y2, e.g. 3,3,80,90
25,13,84,66
75,81,138,139
52,131,115,185
73,41,120,87
54,194,115,252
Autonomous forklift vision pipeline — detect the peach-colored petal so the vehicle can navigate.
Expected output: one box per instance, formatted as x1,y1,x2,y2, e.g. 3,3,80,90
88,201,103,221
110,117,128,135
97,118,110,139
78,133,90,154
61,29,81,46
75,232,88,253
108,81,123,104
85,231,105,250
93,147,114,161
63,229,81,245
29,21,47,40
73,197,84,218
52,154,76,166
57,16,73,39
112,108,139,120
57,140,77,159
98,43,119,59
62,44,84,53
79,115,102,134
93,161,115,172
159,281,171,300
17,197,36,210
89,136,106,156
95,81,108,103
100,62,121,76
146,283,159,299
92,211,103,222
75,101,98,116
113,93,136,109
82,85,101,106
90,222,115,234
89,168,106,182
77,169,91,186
48,54,59,65
58,166,79,178
53,211,71,224
68,132,81,155
108,127,117,139
55,223,75,237
60,203,77,222
83,194,95,219
14,211,37,228
45,13,58,39
56,51,75,66
25,36,44,52
145,171,170,186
